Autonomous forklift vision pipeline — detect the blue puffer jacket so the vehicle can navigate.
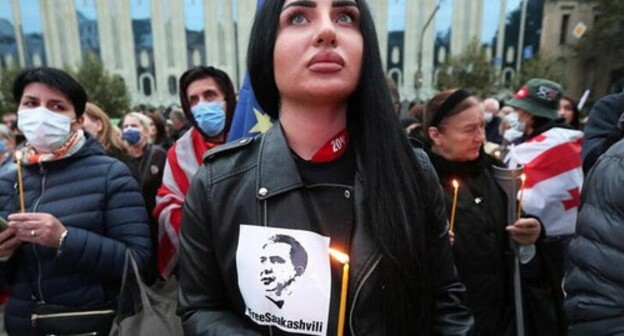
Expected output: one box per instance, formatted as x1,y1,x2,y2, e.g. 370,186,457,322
0,136,151,334
565,138,624,334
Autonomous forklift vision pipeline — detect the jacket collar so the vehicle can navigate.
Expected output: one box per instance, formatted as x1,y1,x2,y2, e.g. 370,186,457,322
255,123,304,200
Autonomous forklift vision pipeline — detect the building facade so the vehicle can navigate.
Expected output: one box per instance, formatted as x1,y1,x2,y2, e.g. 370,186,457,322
540,0,624,99
0,0,547,107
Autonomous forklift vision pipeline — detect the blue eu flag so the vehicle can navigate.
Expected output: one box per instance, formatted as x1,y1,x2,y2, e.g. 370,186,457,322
227,0,272,141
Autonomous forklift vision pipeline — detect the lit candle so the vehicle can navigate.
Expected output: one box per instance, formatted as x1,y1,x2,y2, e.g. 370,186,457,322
15,150,25,213
329,248,349,336
449,179,459,233
516,174,526,220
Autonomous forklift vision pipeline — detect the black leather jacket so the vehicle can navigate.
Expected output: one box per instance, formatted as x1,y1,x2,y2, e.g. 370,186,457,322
178,124,473,335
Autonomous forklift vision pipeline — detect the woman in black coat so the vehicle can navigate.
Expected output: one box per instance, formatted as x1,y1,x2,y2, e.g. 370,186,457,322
423,89,547,335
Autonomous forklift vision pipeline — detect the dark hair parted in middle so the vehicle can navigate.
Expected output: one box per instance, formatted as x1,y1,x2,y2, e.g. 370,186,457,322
13,67,88,118
248,0,435,332
178,66,237,138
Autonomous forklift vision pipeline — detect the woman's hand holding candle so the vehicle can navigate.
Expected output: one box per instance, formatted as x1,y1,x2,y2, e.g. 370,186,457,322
8,212,67,248
506,217,541,245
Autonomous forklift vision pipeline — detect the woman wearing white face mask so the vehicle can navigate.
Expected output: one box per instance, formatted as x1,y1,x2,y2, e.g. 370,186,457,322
0,67,151,335
120,111,166,283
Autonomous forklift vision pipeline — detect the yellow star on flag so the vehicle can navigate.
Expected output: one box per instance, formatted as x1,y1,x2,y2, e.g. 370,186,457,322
249,108,273,134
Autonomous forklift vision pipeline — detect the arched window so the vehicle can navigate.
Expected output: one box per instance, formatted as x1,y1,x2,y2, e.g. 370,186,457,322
139,73,155,97
168,75,177,95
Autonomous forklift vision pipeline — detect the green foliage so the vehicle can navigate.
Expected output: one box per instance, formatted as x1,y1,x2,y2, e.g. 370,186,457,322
436,40,497,97
515,55,567,89
575,0,624,58
69,52,131,118
0,64,21,115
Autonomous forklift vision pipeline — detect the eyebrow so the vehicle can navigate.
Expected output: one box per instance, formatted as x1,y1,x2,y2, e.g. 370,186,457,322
282,0,315,11
22,95,67,104
333,0,358,8
282,0,358,11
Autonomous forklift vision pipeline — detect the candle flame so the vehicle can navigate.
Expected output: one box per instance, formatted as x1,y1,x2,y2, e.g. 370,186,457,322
329,248,350,264
452,179,459,189
520,174,526,182
14,150,22,160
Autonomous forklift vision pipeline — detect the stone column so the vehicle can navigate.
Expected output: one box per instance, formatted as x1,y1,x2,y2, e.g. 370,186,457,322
11,0,26,67
39,0,61,67
63,0,83,68
151,0,169,103
96,0,115,71
105,0,138,105
171,1,188,74
495,0,507,77
38,0,81,68
220,1,237,88
150,0,188,105
235,1,256,89
450,0,485,58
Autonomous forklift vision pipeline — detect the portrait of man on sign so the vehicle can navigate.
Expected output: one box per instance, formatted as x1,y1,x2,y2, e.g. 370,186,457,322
259,234,308,308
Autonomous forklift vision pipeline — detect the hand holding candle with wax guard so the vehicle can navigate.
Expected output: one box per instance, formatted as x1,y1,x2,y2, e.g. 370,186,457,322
329,248,349,336
449,179,459,233
14,150,25,213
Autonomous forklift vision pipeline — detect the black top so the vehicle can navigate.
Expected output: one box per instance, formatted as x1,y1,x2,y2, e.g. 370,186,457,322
293,145,356,336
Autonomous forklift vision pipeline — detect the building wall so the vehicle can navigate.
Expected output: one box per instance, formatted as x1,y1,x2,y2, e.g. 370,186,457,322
0,0,549,106
540,0,624,99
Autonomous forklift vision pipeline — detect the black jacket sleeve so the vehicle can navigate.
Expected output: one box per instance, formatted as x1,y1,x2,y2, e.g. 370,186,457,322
582,93,624,174
177,166,260,336
414,149,474,335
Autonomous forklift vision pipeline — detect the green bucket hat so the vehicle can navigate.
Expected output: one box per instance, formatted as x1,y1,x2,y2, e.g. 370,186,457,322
507,78,563,120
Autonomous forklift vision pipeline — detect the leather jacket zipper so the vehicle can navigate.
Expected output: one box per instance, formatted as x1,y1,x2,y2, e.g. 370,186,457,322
32,164,47,303
349,254,382,335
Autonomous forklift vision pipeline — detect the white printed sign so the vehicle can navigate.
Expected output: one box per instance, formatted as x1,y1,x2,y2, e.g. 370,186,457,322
236,225,332,335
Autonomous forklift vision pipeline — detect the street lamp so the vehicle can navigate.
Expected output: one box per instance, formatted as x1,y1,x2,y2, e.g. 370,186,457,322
415,1,442,102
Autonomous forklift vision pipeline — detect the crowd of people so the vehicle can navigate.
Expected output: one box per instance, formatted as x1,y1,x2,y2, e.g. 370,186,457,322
0,0,623,335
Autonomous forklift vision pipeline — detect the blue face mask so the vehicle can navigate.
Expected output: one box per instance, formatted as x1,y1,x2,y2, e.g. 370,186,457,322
191,101,226,137
122,127,142,145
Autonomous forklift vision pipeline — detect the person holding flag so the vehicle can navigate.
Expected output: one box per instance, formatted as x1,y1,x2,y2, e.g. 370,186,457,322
177,0,472,334
505,78,583,292
154,66,237,279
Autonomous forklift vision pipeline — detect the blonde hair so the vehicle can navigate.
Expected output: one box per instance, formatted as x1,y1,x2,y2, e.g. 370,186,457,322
84,102,129,155
123,112,153,144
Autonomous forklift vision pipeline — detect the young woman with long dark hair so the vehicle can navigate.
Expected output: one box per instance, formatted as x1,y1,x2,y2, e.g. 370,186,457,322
178,1,472,334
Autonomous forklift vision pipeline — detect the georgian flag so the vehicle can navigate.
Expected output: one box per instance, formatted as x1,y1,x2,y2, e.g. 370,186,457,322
506,127,584,236
154,129,216,278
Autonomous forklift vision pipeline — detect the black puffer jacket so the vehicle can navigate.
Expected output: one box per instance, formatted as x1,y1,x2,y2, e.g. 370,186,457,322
565,138,624,335
177,124,473,335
